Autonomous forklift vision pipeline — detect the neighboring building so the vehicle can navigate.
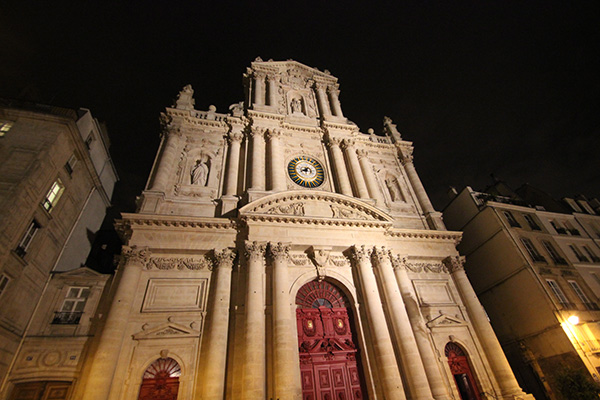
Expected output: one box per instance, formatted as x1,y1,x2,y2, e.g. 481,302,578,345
74,59,532,400
0,100,118,398
444,183,600,400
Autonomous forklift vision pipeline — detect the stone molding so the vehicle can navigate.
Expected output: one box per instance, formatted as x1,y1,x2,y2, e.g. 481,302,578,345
442,255,466,273
146,256,213,271
385,229,462,244
389,253,449,274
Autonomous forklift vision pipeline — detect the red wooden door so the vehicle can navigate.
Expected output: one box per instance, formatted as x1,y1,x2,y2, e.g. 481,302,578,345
445,343,481,400
138,357,181,400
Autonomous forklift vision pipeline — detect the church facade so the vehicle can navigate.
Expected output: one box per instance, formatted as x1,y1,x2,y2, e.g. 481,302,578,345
80,60,533,400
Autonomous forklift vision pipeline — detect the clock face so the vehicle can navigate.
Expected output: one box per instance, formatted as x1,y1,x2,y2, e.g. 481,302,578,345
288,156,324,188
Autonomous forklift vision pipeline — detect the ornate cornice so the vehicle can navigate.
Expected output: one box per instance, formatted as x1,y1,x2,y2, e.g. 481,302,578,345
147,256,213,271
385,229,462,244
240,214,390,228
117,214,237,231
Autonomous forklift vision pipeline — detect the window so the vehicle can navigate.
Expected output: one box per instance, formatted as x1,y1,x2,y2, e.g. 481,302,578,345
503,211,521,228
85,132,94,149
524,214,541,230
52,287,90,325
0,274,9,297
0,120,13,137
521,238,546,263
568,280,598,310
569,245,589,262
583,246,600,263
542,241,567,265
64,154,78,176
551,221,567,235
42,179,64,212
546,279,572,308
15,220,40,257
564,222,581,236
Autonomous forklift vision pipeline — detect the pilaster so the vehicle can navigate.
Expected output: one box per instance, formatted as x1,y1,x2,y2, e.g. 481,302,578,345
342,140,369,199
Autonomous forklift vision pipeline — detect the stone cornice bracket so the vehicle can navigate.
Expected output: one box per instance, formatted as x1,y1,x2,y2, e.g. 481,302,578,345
267,242,291,262
244,241,267,262
121,245,151,268
214,248,237,269
442,255,466,273
389,252,409,271
350,245,372,264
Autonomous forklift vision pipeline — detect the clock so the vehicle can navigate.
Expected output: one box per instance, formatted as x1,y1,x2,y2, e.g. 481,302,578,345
287,156,325,188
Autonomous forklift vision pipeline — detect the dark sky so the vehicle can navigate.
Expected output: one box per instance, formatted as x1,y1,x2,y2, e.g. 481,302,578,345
2,1,599,212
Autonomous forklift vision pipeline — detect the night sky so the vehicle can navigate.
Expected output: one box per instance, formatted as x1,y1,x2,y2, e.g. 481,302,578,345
2,1,599,213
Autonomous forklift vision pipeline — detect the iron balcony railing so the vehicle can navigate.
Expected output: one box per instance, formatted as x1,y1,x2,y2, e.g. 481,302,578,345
52,311,83,325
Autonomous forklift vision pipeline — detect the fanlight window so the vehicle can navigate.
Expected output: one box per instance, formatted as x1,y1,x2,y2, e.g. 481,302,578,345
296,280,347,308
143,357,181,379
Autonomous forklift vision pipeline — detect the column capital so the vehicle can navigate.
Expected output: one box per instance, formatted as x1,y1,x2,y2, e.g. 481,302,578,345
372,246,391,265
268,242,290,261
389,253,409,271
356,148,369,160
396,144,414,165
266,73,278,82
121,246,151,268
245,241,267,261
327,86,340,96
254,70,267,79
327,135,343,147
214,248,236,269
227,131,244,143
266,128,282,140
249,127,266,139
341,138,355,150
314,82,328,91
442,255,466,273
350,245,372,263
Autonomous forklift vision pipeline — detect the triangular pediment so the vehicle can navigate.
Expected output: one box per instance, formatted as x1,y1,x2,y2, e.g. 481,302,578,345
53,266,106,279
239,191,393,224
133,322,201,340
426,313,467,328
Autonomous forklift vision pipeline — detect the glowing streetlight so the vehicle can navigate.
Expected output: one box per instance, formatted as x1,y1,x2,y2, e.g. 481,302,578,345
567,315,580,325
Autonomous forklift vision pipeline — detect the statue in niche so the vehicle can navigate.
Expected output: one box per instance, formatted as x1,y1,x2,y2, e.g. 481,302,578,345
290,97,303,114
190,155,210,186
386,177,403,202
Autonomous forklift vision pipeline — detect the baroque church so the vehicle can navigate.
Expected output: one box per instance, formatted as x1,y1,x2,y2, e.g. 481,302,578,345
80,59,534,400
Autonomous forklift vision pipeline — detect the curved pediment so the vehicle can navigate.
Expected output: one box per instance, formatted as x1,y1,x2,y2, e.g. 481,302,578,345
239,191,393,224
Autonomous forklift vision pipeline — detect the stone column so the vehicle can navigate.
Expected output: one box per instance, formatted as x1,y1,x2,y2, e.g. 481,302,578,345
391,254,451,399
267,129,287,192
372,248,433,400
357,149,385,205
269,242,302,400
351,245,406,400
315,83,332,119
150,125,180,192
249,128,266,191
443,256,527,398
253,72,266,106
328,86,344,118
81,246,150,400
201,249,236,400
267,74,278,107
398,146,445,230
327,137,353,196
224,131,244,196
342,140,369,199
242,241,267,400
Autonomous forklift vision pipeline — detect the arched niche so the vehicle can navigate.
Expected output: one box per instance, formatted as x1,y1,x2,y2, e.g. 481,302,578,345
445,342,482,400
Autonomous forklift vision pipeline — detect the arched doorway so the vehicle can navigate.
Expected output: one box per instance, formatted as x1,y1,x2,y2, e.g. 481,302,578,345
137,357,181,400
296,280,366,400
445,342,481,400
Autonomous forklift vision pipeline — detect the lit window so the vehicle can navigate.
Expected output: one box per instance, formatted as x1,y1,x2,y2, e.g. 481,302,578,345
0,274,9,297
0,120,13,137
546,279,570,306
15,220,40,257
503,211,521,228
521,238,546,263
65,154,78,176
52,287,90,325
42,179,64,212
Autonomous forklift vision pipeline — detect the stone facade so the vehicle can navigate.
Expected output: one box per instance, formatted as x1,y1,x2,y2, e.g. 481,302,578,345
0,100,118,398
76,60,530,400
444,185,600,400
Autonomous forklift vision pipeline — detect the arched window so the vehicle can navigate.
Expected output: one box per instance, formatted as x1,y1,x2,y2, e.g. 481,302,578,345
138,357,181,400
445,343,481,400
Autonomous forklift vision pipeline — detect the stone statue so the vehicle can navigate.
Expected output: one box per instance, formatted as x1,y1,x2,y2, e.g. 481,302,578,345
175,84,195,110
386,178,401,202
291,98,302,114
191,156,209,186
